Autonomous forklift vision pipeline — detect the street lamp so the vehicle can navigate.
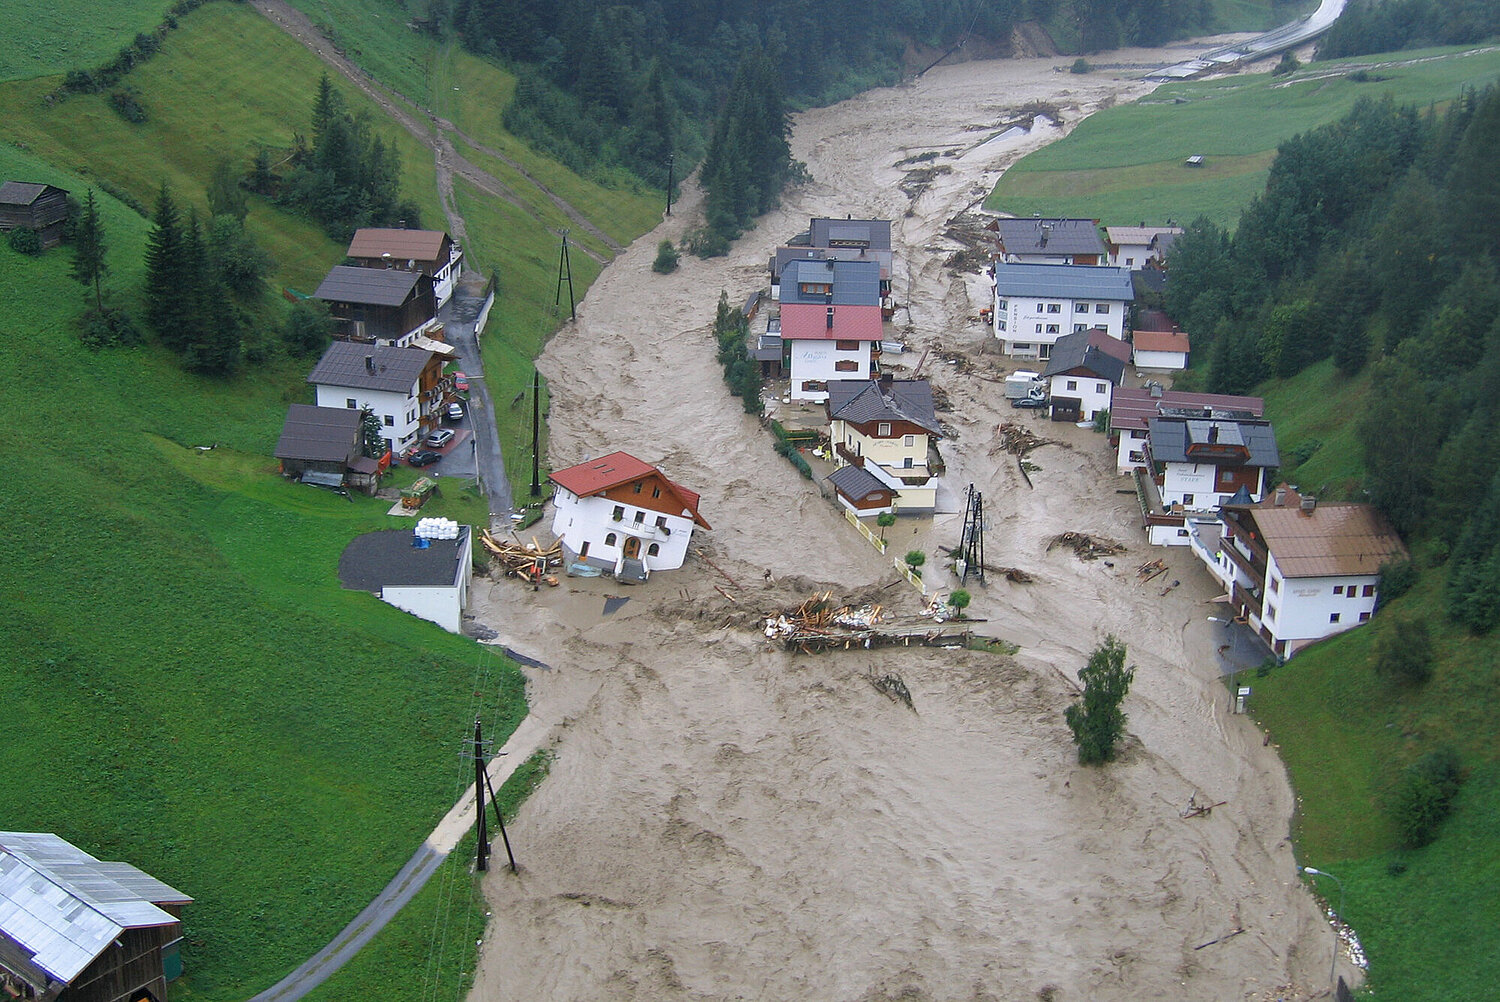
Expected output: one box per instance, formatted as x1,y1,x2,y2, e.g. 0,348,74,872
1301,865,1346,989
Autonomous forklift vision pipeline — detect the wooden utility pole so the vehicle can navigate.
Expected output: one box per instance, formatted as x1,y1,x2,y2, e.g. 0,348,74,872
530,368,541,497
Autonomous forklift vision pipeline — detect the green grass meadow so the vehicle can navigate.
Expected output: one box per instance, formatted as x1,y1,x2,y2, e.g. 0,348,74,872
989,45,1500,226
0,0,178,82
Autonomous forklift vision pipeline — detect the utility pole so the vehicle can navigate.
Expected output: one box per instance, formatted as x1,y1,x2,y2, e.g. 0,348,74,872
482,763,518,873
665,153,674,216
530,368,541,497
473,717,489,872
956,484,986,586
554,229,576,321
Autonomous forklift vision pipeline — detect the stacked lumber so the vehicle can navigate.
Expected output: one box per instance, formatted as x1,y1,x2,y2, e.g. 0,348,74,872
478,529,563,583
1048,531,1127,560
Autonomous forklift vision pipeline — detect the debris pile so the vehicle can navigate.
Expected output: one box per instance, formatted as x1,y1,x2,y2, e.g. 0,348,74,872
1048,531,1127,560
763,592,971,654
866,672,915,710
478,529,563,584
992,422,1054,457
1137,558,1168,583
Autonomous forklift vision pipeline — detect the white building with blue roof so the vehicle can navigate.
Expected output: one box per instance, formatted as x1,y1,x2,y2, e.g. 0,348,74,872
991,263,1134,360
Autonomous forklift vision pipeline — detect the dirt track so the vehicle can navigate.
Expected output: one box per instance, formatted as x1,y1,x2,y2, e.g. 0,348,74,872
463,42,1338,1002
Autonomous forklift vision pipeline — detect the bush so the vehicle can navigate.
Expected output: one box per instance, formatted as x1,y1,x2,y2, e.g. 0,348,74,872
1070,58,1092,74
652,239,680,274
109,88,148,123
1377,558,1418,607
78,306,141,351
1391,748,1463,848
1271,52,1301,77
1372,615,1433,686
772,438,812,478
6,227,42,255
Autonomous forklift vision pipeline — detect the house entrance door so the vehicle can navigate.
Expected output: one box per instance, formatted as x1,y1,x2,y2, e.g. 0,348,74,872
622,536,641,559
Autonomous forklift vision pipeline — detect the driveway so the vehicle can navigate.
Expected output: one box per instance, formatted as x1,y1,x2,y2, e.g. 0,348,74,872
436,291,514,515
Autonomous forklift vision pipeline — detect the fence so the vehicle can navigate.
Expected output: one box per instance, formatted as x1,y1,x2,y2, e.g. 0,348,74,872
891,554,928,596
473,274,498,346
844,508,888,554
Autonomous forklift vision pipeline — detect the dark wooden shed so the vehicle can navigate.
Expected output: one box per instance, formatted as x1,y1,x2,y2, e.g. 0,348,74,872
0,181,70,248
313,265,437,346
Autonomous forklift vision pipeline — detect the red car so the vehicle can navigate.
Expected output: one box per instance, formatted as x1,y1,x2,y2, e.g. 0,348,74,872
453,372,469,393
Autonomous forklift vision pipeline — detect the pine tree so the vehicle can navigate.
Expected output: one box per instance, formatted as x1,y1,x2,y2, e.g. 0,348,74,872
69,189,108,313
143,182,188,348
207,157,248,222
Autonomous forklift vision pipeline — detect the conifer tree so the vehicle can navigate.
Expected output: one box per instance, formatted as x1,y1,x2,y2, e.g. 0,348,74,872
144,182,188,348
70,189,108,313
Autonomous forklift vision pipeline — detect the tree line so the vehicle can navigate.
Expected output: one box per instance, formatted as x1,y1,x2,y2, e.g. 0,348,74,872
1316,0,1500,61
1165,84,1500,631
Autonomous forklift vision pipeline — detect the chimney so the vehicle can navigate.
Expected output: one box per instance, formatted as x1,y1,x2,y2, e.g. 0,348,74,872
1149,382,1163,398
1208,424,1219,444
826,306,835,330
365,354,375,373
1300,495,1318,515
1040,223,1051,246
1274,487,1287,506
880,372,894,387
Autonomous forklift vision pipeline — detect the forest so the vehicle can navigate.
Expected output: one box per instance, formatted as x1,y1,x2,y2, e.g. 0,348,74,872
1316,0,1500,60
1165,84,1500,628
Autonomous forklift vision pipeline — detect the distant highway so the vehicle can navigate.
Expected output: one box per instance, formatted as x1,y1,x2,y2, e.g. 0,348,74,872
1146,0,1347,80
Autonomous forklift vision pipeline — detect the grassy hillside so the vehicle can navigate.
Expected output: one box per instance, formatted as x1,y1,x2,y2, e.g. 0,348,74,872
988,44,1500,226
0,0,177,82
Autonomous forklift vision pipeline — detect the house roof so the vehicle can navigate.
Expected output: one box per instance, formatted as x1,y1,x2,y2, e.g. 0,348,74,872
549,451,710,528
1105,225,1183,246
1042,328,1129,384
307,341,434,393
1148,417,1279,467
778,259,882,306
992,262,1134,301
1110,386,1263,433
346,228,450,263
314,265,424,307
826,379,941,435
0,832,190,988
1133,329,1190,354
274,405,363,464
1241,503,1406,578
338,527,470,590
809,217,891,250
0,181,65,206
996,218,1105,258
772,245,892,281
827,463,891,500
779,302,883,341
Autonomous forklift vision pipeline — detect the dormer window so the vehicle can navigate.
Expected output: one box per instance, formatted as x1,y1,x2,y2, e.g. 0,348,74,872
877,422,891,437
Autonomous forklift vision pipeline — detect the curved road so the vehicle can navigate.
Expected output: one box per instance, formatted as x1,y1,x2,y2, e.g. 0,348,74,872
1147,0,1347,79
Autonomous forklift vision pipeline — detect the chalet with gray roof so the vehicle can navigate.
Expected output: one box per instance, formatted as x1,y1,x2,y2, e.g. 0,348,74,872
0,831,191,1002
769,245,894,301
346,227,463,307
274,404,381,491
0,181,69,248
313,265,437,347
1041,328,1130,422
1138,413,1280,546
991,262,1133,358
306,342,445,457
779,259,881,306
826,376,943,513
995,217,1105,265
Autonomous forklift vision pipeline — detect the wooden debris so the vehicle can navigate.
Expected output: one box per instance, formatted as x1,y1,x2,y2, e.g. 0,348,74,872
1136,558,1167,579
1179,795,1227,820
764,592,969,654
1048,531,1127,560
694,547,743,589
867,672,915,710
479,529,564,582
1193,927,1246,950
714,584,738,604
992,422,1053,457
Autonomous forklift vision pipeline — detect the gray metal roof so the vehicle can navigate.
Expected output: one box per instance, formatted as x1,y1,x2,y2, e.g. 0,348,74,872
809,217,891,250
0,833,188,988
314,265,424,307
992,262,1134,301
307,341,433,393
275,405,362,463
0,181,64,206
997,218,1105,258
826,379,941,435
1148,417,1280,468
779,259,881,306
827,464,890,499
338,527,470,590
1042,330,1127,384
772,245,892,281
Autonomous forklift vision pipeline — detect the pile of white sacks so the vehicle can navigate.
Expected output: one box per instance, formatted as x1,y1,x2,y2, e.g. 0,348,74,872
414,517,461,540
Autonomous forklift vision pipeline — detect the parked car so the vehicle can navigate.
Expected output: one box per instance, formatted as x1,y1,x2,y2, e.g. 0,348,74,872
453,372,469,393
1012,395,1048,409
425,428,456,449
407,449,442,467
446,401,465,421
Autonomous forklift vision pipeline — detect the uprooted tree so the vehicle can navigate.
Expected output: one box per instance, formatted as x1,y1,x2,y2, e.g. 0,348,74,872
1064,635,1135,765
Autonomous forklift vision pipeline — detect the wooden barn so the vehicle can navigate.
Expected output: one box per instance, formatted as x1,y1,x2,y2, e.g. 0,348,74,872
273,404,382,493
313,265,437,347
0,181,70,248
0,831,192,1002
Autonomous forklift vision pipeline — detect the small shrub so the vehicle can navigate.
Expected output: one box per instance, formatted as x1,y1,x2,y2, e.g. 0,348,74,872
651,239,680,274
1070,58,1091,74
1271,52,1301,77
1377,558,1418,607
1391,748,1463,848
904,550,926,573
1091,408,1110,433
6,227,42,255
64,69,96,92
109,88,148,123
1372,615,1433,686
78,307,141,351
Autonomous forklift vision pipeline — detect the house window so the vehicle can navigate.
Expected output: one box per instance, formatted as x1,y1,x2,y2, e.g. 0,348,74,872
1266,601,1278,621
1330,612,1341,624
634,510,644,523
835,339,859,351
612,505,624,521
346,398,358,409
1075,302,1089,313
633,481,643,493
1066,380,1078,391
580,541,590,558
1363,584,1375,597
1183,493,1195,505
801,380,826,392
648,543,660,556
1270,577,1280,595
1036,302,1045,311
1035,324,1044,334
1359,611,1371,622
1095,303,1110,314
653,486,661,498
605,533,617,546
877,422,891,437
998,320,1007,331
904,457,913,468
903,435,914,447
1333,585,1343,595
835,360,859,372
383,415,394,426
1125,257,1135,266
1095,382,1106,393
1047,303,1061,313
1074,324,1088,332
1045,324,1059,334
656,516,667,530
997,300,1008,311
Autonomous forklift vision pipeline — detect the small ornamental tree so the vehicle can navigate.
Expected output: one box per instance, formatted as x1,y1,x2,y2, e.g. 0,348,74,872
904,550,925,578
1373,615,1434,686
876,512,896,540
947,589,971,619
1064,636,1135,765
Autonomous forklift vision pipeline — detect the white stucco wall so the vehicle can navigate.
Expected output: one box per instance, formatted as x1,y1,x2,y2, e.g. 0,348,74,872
313,383,423,453
381,585,462,633
1108,242,1152,269
994,291,1127,357
552,489,695,571
1133,348,1187,370
1262,553,1378,650
1048,374,1113,420
790,341,875,401
1116,428,1148,473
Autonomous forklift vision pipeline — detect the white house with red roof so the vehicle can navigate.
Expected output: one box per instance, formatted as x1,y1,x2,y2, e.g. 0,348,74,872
783,302,884,401
549,452,711,582
1131,329,1190,370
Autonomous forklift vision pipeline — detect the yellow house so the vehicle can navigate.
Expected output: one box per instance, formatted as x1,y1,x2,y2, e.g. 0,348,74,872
826,376,943,513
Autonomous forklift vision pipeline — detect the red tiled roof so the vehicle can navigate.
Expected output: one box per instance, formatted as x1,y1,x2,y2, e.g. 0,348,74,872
1133,330,1190,354
1110,386,1263,433
779,303,883,341
549,451,709,527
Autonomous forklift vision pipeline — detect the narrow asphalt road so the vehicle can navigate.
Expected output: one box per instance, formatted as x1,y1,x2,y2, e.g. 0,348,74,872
434,291,514,516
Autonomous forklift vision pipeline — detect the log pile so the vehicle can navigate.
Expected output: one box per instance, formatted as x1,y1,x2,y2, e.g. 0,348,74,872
764,592,971,653
992,422,1067,457
1048,531,1127,560
479,529,563,583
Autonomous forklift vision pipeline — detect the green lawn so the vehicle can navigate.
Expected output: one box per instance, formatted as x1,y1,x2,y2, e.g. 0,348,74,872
1258,359,1371,500
0,0,177,81
990,45,1500,226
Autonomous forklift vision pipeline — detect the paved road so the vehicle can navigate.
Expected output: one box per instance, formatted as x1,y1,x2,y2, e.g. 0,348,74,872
1147,0,1347,79
432,292,514,516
